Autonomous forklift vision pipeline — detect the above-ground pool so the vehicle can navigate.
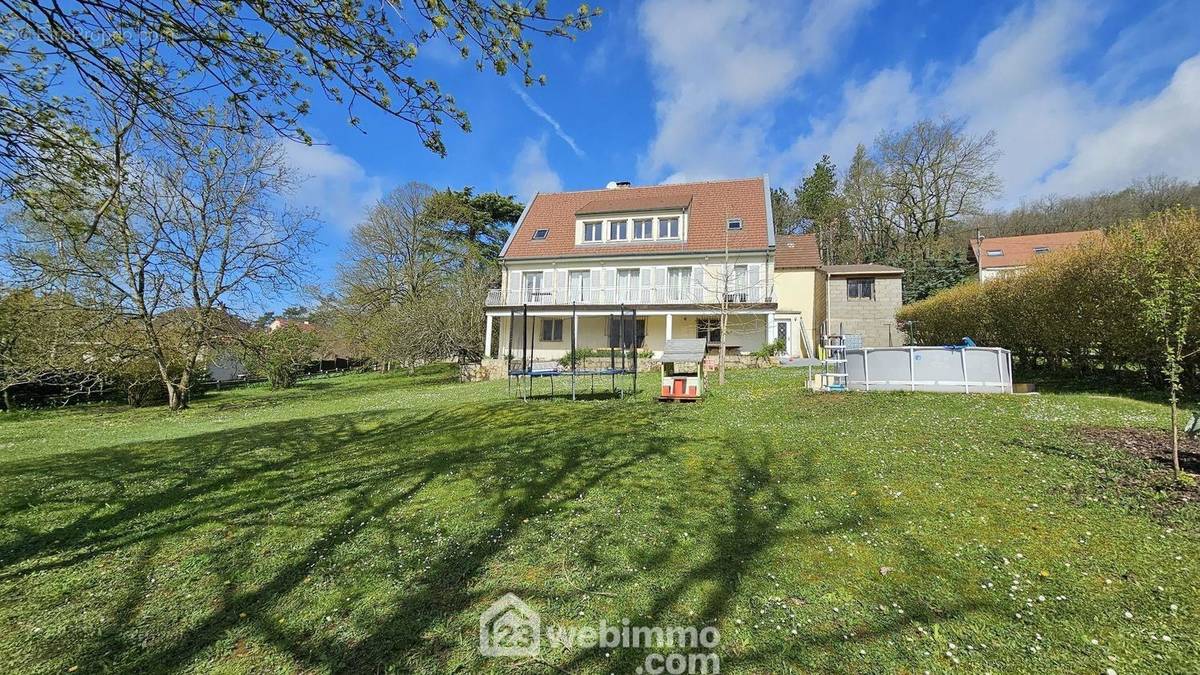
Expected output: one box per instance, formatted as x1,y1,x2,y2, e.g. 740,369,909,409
845,346,1013,393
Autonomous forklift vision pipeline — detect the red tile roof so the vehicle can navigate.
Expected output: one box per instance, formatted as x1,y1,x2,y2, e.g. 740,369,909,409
821,263,904,276
971,230,1102,269
502,177,770,259
576,195,693,215
774,234,821,268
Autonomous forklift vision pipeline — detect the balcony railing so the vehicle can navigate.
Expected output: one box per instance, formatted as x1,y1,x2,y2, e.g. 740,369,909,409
485,284,775,306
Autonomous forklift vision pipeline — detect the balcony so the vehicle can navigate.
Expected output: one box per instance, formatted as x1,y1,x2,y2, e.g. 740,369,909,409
485,284,775,307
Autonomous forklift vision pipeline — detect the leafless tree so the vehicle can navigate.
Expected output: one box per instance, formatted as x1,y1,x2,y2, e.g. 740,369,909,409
7,117,315,410
842,144,898,261
693,231,774,385
876,118,1002,241
337,182,454,311
971,175,1200,238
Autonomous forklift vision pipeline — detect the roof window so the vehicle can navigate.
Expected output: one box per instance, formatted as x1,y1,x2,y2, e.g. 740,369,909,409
986,249,1003,257
531,229,549,240
727,218,742,230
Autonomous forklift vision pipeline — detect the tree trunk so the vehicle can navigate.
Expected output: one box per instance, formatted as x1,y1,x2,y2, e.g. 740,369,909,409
1,388,10,412
166,383,181,410
718,311,728,386
166,371,191,411
1171,395,1182,480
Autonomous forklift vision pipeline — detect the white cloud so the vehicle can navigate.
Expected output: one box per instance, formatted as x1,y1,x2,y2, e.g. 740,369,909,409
1039,54,1200,194
695,0,1200,204
283,141,385,230
511,85,585,158
784,68,919,178
940,0,1107,198
509,137,563,197
638,0,874,182
1096,0,1200,101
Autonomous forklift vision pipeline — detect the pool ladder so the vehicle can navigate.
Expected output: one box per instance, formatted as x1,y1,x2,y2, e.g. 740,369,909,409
820,334,848,392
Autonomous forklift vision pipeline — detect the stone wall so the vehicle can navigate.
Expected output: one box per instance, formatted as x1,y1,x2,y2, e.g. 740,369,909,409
825,275,905,347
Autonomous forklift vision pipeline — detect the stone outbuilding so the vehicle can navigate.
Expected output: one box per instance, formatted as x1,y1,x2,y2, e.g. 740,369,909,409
820,263,905,347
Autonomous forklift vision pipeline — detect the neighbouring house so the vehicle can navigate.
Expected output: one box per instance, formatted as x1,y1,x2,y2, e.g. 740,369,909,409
483,177,907,364
970,230,1102,282
773,233,824,357
267,318,319,332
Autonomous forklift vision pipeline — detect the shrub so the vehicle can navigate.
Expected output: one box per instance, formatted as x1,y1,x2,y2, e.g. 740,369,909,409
896,209,1200,392
557,347,598,368
239,326,321,389
556,347,652,368
750,337,787,365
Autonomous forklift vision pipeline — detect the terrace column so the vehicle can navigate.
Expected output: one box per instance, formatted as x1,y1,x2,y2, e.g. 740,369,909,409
665,313,673,341
766,312,775,344
484,314,494,359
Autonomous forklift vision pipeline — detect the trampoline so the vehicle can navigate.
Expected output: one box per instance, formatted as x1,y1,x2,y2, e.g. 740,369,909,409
507,304,640,400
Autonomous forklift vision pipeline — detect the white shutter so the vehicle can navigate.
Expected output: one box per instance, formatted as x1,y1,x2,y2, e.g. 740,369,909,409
653,266,668,303
508,271,520,304
748,264,762,301
692,265,704,303
604,268,617,304
589,268,601,303
556,269,568,303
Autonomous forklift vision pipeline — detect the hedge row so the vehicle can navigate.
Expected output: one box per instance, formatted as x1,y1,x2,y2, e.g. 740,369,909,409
897,209,1200,387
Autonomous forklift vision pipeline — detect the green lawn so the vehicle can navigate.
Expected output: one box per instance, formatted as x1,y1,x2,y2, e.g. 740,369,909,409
0,368,1196,673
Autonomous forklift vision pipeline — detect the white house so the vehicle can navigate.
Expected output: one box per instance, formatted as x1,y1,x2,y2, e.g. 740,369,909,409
483,176,905,363
970,230,1102,282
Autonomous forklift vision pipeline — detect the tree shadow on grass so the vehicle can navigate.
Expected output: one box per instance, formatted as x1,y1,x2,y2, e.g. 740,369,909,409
0,395,674,672
549,427,1014,674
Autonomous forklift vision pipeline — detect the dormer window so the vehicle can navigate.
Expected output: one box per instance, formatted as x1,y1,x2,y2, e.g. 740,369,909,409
531,228,549,240
583,221,603,242
727,218,743,230
609,219,628,241
633,218,653,239
658,216,680,239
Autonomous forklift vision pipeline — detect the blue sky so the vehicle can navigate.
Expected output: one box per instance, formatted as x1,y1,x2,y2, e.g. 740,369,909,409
284,0,1200,302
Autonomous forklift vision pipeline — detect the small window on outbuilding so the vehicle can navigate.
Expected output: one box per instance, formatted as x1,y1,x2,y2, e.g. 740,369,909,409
1033,246,1050,254
847,277,874,300
531,228,549,240
727,218,743,230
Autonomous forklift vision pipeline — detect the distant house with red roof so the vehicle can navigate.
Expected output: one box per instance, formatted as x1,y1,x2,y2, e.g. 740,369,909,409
483,177,906,361
970,230,1102,282
267,318,319,333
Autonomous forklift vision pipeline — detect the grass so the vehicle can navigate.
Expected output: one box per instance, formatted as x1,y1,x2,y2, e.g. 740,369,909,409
1,366,1197,673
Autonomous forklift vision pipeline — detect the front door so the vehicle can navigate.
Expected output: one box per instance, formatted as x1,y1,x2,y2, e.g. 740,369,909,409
776,320,792,355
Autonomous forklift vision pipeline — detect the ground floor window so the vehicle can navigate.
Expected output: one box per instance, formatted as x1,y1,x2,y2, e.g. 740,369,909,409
541,318,563,342
697,318,721,343
607,318,645,348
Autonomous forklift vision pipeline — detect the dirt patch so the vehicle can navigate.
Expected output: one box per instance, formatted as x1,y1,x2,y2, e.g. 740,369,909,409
1078,427,1200,473
1076,427,1200,514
